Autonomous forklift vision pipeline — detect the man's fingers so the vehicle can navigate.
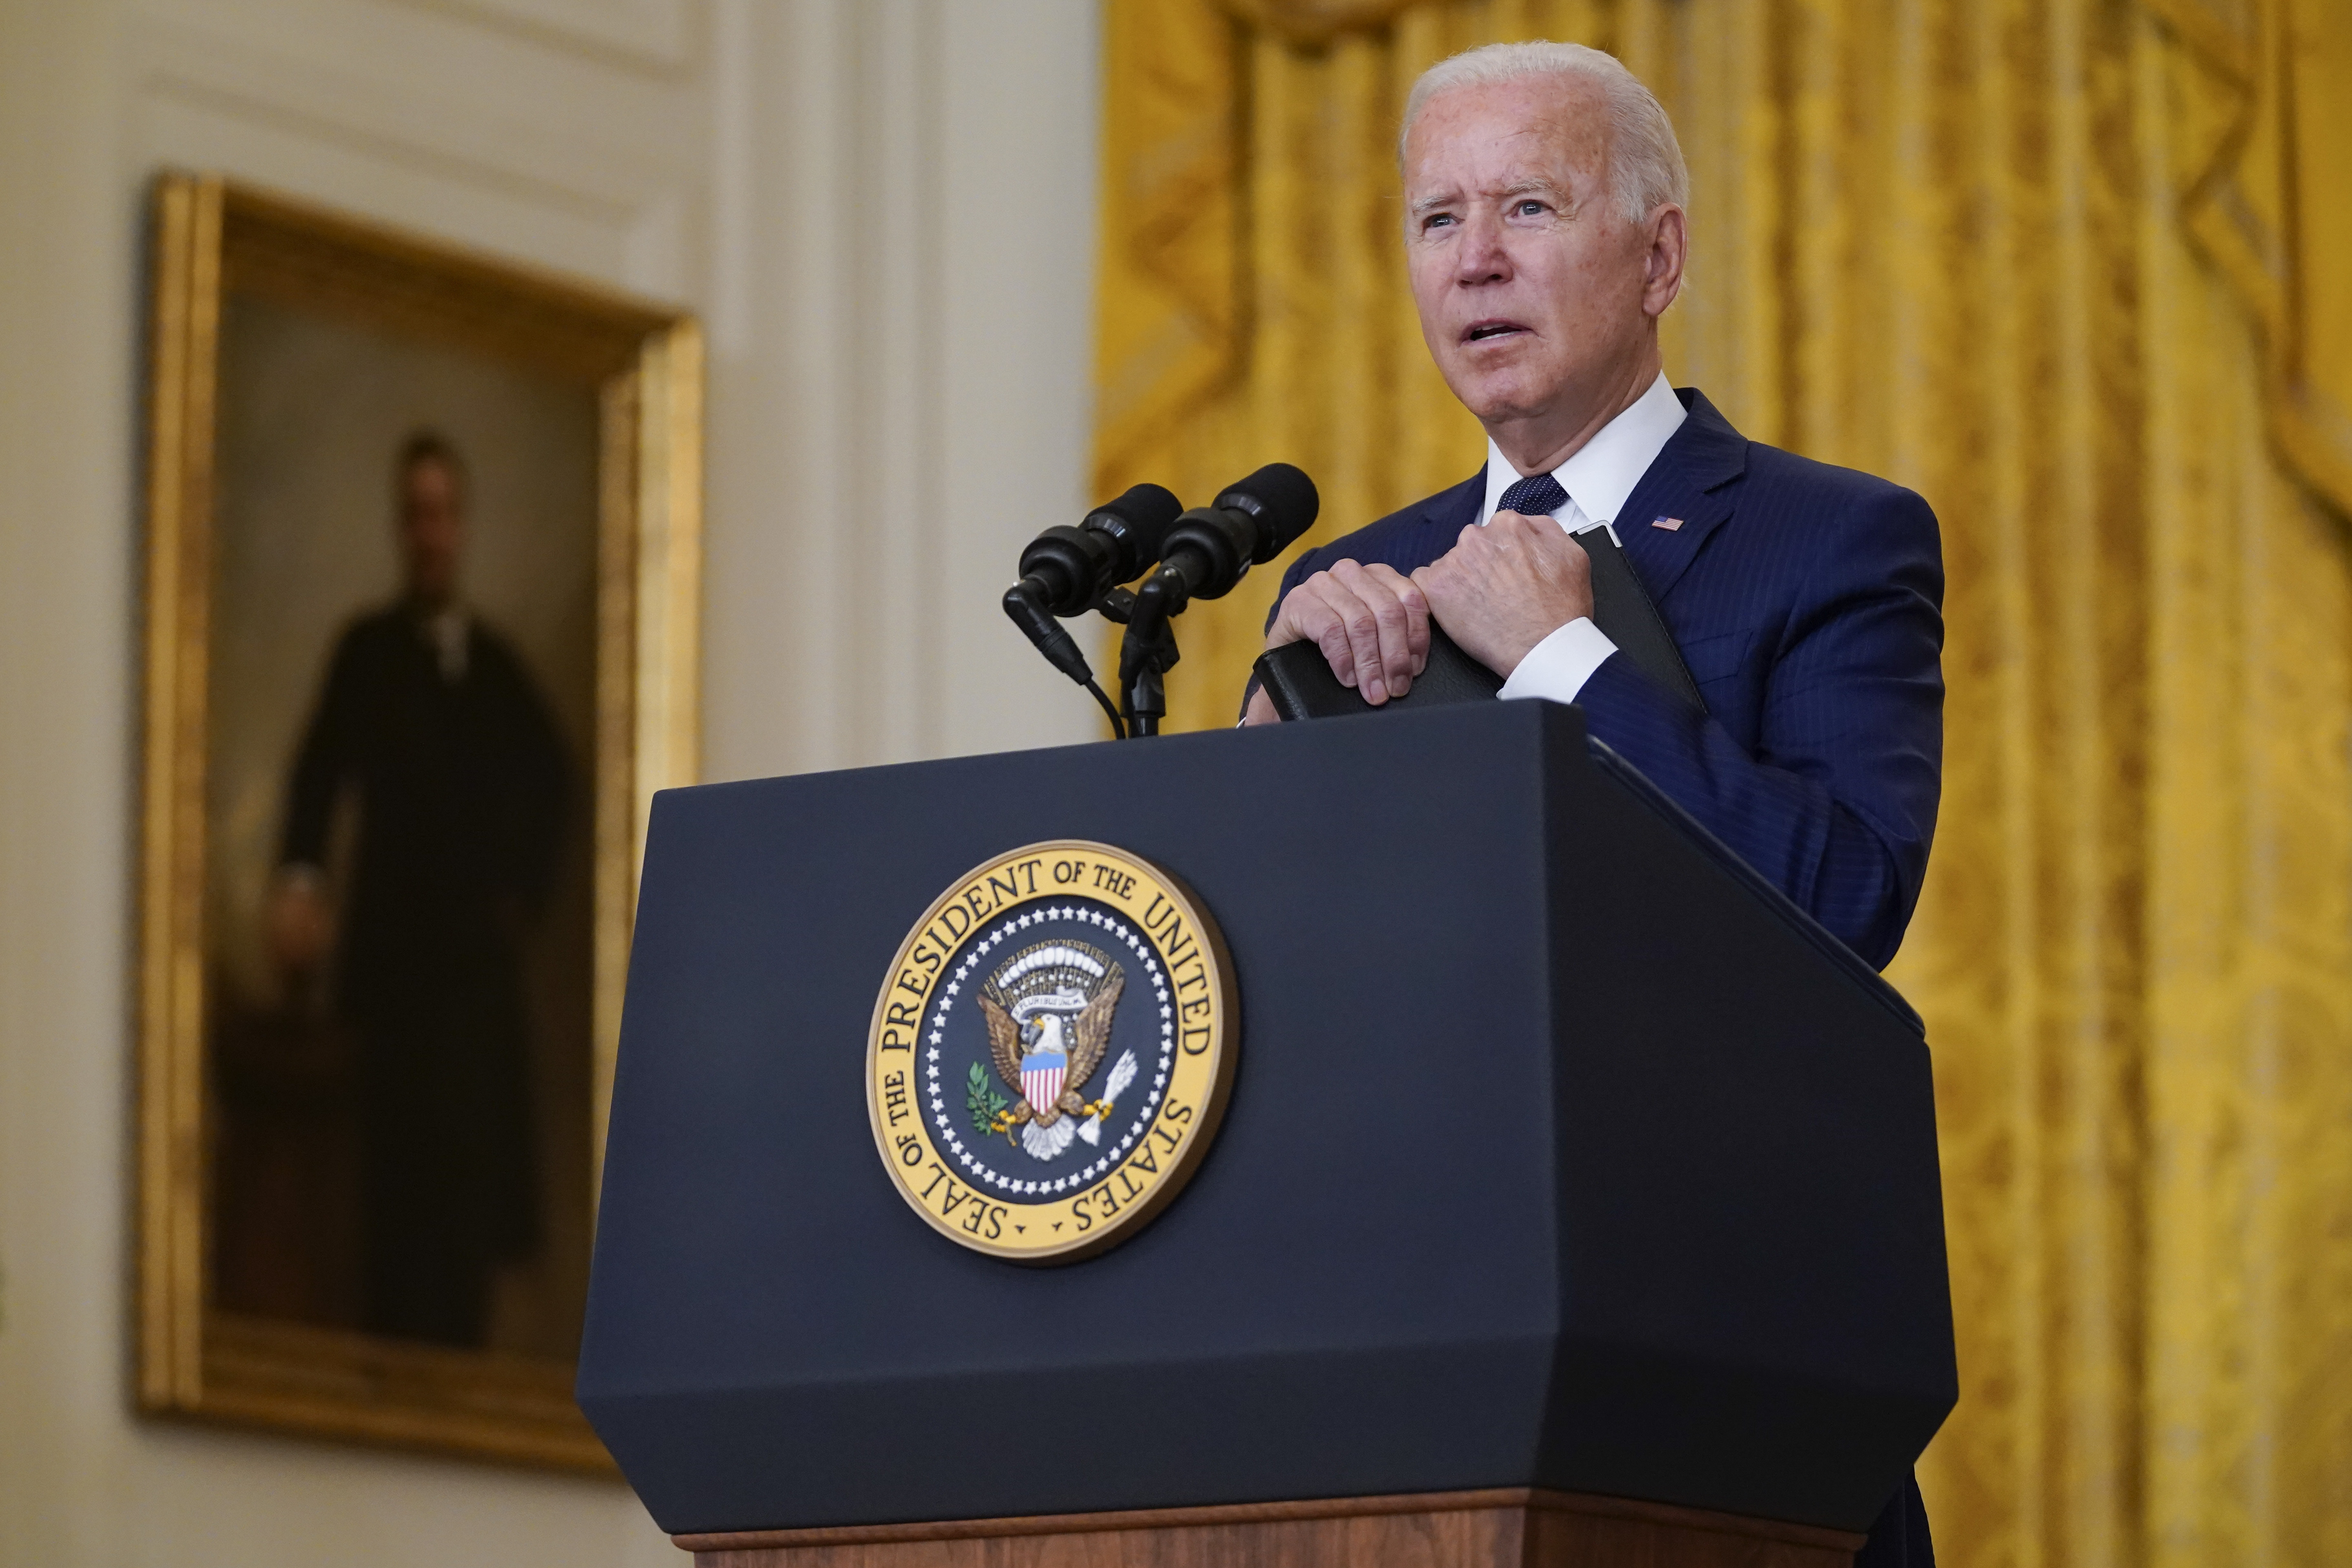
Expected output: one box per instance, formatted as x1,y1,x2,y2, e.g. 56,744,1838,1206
1266,583,1312,649
1293,572,1380,698
1267,574,1347,654
1408,562,1448,623
1362,563,1431,678
1365,559,1431,614
1274,573,1380,695
1412,506,1599,678
1330,560,1418,699
1326,571,1396,703
1279,559,1449,704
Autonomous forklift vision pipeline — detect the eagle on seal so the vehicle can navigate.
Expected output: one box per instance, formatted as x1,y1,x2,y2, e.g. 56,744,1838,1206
978,943,1132,1161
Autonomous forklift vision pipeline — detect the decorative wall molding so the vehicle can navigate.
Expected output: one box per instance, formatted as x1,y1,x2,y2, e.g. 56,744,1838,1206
122,11,704,299
387,0,700,76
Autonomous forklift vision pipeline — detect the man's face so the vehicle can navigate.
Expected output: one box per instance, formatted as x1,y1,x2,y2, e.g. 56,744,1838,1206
1403,76,1662,433
398,457,464,605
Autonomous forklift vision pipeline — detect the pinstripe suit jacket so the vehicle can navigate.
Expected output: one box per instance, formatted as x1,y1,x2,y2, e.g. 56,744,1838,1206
1265,387,1945,972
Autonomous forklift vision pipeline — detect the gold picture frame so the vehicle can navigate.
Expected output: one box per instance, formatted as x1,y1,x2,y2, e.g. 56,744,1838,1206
135,173,699,1470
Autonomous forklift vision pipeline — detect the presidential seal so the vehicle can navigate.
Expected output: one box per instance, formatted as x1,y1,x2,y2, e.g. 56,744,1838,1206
866,840,1235,1262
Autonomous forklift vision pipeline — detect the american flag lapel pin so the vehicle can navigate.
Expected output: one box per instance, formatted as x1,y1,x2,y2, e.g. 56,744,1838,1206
1652,516,1684,531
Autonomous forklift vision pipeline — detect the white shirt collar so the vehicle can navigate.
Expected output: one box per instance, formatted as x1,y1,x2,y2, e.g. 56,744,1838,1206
1476,370,1688,531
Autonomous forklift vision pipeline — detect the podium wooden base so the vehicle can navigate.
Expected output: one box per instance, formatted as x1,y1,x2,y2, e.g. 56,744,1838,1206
675,1488,1867,1567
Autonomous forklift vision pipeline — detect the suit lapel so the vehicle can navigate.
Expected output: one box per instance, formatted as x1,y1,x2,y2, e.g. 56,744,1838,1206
1614,388,1747,603
1404,469,1484,572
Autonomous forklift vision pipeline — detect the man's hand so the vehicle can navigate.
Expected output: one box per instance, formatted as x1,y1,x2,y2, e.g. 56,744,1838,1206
1411,511,1595,678
1262,559,1431,707
267,867,333,976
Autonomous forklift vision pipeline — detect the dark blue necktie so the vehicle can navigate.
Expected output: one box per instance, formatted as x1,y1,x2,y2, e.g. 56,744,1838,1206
1495,470,1568,519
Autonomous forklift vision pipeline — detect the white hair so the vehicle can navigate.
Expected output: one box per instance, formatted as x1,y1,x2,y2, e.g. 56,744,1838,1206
1399,41,1689,225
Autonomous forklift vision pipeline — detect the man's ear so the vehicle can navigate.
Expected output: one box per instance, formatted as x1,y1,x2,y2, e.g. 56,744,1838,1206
1642,205,1687,319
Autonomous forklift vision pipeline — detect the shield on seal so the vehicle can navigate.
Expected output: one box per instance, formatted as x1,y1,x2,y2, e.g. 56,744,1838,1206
1020,1050,1066,1112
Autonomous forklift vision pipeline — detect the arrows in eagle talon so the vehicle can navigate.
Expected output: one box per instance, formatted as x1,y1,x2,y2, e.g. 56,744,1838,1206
1076,1051,1141,1147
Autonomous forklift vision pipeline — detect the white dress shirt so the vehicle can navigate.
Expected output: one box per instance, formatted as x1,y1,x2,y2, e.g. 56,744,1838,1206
1484,369,1687,705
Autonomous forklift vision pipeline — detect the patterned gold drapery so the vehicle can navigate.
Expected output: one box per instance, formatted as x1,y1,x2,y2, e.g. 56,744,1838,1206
1090,3,2352,1564
2146,0,2352,517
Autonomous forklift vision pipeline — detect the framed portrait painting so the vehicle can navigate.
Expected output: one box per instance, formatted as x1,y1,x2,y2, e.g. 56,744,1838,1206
135,173,699,1469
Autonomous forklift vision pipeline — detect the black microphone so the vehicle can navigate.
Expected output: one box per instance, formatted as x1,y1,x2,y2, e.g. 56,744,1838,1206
1156,464,1320,602
1009,483,1183,617
1119,464,1318,684
1003,484,1183,732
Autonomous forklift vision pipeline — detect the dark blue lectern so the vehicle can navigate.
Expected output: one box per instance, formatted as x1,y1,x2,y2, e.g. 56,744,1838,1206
578,702,1954,1568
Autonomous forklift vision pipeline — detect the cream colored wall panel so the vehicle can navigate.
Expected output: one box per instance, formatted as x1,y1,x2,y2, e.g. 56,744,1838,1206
700,0,849,782
0,5,145,1560
123,16,703,294
621,185,701,301
699,0,1100,783
843,0,944,767
134,81,709,302
934,0,1104,760
134,92,637,282
133,0,705,142
389,0,699,73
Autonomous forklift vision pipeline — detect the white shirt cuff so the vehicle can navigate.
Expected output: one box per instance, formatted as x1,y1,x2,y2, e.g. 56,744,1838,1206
1497,616,1618,705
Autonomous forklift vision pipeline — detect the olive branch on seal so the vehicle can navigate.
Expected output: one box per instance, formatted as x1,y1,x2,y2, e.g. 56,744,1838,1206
966,1061,1010,1136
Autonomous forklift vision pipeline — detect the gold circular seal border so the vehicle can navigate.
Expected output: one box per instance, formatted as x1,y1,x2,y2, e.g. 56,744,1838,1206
865,839,1237,1264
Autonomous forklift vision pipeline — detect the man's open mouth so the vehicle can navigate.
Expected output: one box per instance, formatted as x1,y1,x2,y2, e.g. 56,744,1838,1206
1463,320,1529,343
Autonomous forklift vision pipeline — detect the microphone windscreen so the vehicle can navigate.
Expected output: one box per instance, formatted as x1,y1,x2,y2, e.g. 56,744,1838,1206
1216,464,1320,562
1087,483,1184,580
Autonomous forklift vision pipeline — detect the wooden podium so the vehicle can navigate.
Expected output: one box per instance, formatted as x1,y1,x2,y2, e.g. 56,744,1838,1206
580,704,1953,1566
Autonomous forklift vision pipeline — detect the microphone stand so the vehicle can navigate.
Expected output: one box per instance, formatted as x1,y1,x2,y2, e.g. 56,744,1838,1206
1097,587,1179,739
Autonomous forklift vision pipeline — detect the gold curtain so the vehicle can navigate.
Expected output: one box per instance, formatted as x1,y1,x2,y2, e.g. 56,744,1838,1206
1091,2,2352,1564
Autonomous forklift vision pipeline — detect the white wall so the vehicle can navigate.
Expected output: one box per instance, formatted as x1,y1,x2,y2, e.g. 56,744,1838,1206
702,0,1103,779
0,0,1101,1562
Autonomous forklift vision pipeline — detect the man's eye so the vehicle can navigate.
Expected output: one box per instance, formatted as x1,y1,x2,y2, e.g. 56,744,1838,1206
1424,213,1456,230
1515,200,1546,217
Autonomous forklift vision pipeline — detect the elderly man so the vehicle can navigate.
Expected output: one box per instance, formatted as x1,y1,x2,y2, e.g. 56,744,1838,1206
1248,41,1942,1565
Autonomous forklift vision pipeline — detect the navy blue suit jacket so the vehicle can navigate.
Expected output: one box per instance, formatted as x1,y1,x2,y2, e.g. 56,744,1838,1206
1267,387,1945,973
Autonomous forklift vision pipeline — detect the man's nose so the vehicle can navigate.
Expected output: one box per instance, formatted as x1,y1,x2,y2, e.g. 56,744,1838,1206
1453,212,1511,285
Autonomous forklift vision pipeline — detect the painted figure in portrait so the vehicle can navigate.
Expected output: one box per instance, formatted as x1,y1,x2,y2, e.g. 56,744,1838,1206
204,294,600,1359
263,432,572,1347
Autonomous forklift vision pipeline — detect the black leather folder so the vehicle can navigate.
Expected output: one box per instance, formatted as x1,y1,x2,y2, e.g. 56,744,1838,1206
1256,626,1498,720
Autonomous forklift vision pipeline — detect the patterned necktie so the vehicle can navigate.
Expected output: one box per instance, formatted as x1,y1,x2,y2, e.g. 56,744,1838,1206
1495,470,1568,520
